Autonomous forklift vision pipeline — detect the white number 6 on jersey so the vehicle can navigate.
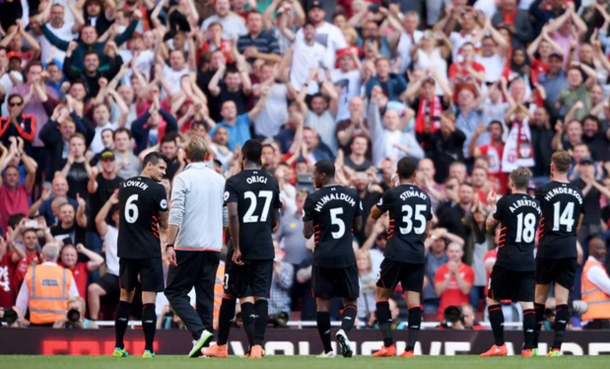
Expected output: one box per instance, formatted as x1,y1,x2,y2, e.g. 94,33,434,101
125,194,139,223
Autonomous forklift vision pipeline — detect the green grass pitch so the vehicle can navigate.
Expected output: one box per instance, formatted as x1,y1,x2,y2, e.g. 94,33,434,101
1,355,607,369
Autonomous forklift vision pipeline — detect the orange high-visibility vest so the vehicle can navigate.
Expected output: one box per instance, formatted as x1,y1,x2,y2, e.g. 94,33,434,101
26,264,72,324
213,263,225,330
582,259,610,321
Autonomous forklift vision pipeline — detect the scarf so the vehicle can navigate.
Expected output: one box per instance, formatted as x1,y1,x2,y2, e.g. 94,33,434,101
502,119,535,172
415,95,443,134
503,9,517,25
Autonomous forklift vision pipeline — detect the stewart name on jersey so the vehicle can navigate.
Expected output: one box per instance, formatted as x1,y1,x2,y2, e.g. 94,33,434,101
376,184,432,264
118,176,168,259
303,185,362,268
493,193,541,271
535,181,585,259
224,169,281,260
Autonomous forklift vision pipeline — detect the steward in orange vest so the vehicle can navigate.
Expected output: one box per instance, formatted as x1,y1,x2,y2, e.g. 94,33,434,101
581,238,610,330
15,244,79,326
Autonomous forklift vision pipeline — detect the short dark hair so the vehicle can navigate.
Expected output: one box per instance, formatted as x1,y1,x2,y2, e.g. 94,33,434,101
489,120,504,132
143,152,167,168
242,139,263,162
114,127,131,139
8,214,26,229
510,167,531,190
262,144,275,153
25,61,43,76
552,150,571,174
161,131,180,145
84,50,99,59
397,157,417,180
7,93,23,104
315,159,335,178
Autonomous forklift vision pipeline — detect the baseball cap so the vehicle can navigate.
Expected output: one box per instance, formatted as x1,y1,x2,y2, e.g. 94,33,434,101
549,52,563,61
579,157,594,165
310,1,324,10
101,149,116,161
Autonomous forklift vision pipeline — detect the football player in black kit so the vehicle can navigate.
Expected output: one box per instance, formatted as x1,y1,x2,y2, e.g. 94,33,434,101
203,139,281,359
303,159,363,359
369,157,432,358
533,150,585,357
481,168,541,358
113,152,168,358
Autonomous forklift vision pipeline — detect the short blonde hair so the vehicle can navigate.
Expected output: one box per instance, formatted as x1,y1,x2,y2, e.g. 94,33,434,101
68,296,86,313
184,136,208,163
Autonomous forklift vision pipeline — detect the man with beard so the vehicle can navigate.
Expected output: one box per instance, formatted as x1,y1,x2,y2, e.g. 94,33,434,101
33,2,84,64
581,115,610,162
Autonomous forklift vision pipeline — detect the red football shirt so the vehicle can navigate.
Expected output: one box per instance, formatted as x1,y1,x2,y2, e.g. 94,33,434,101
0,252,17,307
62,262,89,298
13,252,41,290
434,262,475,320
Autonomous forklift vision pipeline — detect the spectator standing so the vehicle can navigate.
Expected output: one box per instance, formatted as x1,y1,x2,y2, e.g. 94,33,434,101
491,0,534,48
0,94,35,154
0,138,36,232
434,242,475,320
0,233,25,307
200,0,248,39
237,11,282,64
287,21,326,97
60,134,92,200
268,243,294,318
424,112,466,184
581,238,610,329
252,63,292,139
12,226,43,289
28,175,78,226
47,201,87,247
111,128,141,179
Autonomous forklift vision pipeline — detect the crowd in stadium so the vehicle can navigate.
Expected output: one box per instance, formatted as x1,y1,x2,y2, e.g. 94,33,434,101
0,0,610,332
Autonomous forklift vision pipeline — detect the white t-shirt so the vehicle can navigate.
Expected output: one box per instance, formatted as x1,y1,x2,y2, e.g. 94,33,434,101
396,30,424,73
91,122,119,154
0,72,23,116
295,22,347,69
104,226,120,276
253,82,288,137
119,49,155,85
475,54,505,83
449,31,481,62
200,14,248,39
161,65,189,98
37,22,77,64
331,68,361,122
289,40,326,95
414,48,448,95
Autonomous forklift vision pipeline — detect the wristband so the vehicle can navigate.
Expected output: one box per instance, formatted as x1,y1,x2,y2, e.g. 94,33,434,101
45,228,51,235
166,243,174,249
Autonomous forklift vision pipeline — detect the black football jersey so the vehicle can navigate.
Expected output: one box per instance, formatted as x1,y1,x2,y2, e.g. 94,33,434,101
535,181,585,259
493,193,541,271
225,169,281,260
376,184,432,264
303,185,362,268
118,176,168,259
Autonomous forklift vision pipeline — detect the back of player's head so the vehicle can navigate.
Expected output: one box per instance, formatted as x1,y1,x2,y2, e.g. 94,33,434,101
509,167,531,190
241,139,263,163
184,136,207,162
315,159,336,179
551,150,571,174
397,157,417,180
143,151,167,168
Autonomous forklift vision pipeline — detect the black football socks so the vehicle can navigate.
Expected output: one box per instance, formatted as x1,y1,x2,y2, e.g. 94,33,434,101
115,300,131,349
142,303,157,352
406,306,422,352
217,297,237,345
375,301,394,347
340,305,358,333
253,299,269,346
523,309,536,350
552,304,569,351
488,304,505,346
241,301,256,348
316,311,333,353
533,302,545,349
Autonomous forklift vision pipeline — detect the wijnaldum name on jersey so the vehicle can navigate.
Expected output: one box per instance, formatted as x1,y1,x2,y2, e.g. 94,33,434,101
123,179,149,191
399,189,428,201
315,193,356,212
509,199,541,214
544,187,583,203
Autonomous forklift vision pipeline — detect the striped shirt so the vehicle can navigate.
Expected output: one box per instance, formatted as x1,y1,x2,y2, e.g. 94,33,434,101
237,31,281,61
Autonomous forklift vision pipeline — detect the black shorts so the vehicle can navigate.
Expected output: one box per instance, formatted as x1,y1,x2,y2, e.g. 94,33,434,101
224,259,273,298
119,258,164,292
376,259,425,293
536,257,578,290
312,264,359,299
95,273,120,296
487,265,535,302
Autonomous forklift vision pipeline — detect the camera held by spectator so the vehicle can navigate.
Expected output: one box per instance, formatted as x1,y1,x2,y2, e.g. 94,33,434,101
53,297,97,329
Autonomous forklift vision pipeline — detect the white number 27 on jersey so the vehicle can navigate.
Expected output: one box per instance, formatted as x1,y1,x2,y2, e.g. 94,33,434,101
243,191,273,223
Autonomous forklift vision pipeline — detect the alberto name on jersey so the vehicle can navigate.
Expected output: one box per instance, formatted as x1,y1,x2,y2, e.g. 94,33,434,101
224,169,281,261
118,176,168,259
376,184,432,264
303,185,362,268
